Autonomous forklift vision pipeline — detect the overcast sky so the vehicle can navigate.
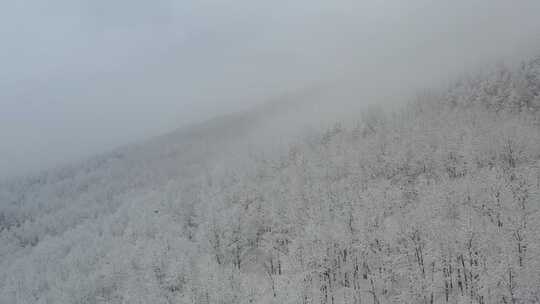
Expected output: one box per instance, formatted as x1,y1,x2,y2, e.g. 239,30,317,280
1,0,540,178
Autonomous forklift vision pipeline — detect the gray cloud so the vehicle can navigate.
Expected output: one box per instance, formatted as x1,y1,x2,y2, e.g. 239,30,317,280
1,0,540,178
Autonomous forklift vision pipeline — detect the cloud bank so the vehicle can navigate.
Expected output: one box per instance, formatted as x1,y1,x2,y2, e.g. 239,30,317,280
1,0,539,177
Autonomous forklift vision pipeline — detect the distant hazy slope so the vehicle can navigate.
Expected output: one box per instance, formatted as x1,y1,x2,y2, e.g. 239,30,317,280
1,56,539,303
0,94,293,251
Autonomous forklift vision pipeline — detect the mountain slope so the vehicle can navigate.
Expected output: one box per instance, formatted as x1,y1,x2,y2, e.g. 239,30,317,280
1,56,540,303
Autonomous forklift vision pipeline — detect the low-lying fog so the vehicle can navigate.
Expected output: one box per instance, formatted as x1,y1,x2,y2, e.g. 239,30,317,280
1,0,540,178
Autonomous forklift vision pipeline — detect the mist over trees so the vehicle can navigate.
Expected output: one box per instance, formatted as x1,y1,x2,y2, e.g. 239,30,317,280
1,56,540,303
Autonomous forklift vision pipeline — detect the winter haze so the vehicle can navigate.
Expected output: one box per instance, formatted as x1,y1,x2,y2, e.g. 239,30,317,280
2,1,540,304
1,0,539,178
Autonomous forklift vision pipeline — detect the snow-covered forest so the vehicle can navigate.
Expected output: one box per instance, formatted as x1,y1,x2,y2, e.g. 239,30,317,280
1,56,540,304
